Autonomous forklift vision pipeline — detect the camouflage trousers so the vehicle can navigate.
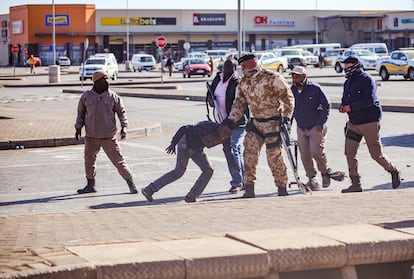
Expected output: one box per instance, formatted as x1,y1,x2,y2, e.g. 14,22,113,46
243,127,288,188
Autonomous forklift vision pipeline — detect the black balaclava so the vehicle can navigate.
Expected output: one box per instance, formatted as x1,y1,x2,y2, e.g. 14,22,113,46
344,56,362,79
94,78,109,94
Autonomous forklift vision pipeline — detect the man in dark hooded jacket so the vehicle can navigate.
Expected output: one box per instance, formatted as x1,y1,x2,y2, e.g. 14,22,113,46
141,121,236,203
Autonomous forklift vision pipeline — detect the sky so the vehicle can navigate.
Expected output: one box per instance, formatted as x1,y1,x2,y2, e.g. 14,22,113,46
2,0,414,15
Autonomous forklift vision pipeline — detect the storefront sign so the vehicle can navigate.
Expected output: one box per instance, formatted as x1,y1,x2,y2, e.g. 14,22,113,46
254,16,295,27
193,14,226,25
12,20,23,34
45,15,70,26
101,17,176,26
401,18,414,24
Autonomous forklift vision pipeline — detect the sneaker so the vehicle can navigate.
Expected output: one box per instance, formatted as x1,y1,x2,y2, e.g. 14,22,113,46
341,185,363,193
77,185,96,194
390,170,401,189
141,187,154,202
228,185,241,193
278,187,288,196
321,173,331,188
184,195,196,203
306,177,320,191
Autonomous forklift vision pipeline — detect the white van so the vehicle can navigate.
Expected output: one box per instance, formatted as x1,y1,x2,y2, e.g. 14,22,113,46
131,54,156,72
350,43,389,57
93,53,119,72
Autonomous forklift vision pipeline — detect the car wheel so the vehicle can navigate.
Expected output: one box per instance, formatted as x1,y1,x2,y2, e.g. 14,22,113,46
380,67,389,81
335,63,342,73
408,68,414,81
112,72,117,80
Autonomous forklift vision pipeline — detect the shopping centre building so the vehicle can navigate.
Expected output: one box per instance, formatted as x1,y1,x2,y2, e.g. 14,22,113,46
0,4,413,66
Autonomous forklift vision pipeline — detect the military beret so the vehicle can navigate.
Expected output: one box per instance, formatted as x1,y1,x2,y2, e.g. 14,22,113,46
238,54,256,65
343,56,359,64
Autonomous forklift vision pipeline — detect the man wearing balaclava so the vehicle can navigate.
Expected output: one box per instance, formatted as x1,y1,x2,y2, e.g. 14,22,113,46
339,56,401,193
75,70,138,195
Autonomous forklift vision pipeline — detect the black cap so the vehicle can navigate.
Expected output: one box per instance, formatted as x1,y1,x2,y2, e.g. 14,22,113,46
343,56,359,64
238,54,256,65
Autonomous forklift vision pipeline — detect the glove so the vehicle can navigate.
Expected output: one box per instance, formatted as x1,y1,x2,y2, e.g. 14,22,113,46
165,143,176,155
75,128,82,141
120,127,127,140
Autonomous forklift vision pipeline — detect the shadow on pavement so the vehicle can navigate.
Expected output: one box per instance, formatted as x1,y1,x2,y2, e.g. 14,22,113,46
382,133,414,148
380,219,414,229
0,192,127,207
368,180,413,191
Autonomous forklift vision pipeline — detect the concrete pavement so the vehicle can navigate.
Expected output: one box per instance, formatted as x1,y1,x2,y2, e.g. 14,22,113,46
1,67,414,279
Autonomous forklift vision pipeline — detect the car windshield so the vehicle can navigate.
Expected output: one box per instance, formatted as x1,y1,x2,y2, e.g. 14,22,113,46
303,51,314,56
375,47,388,54
354,50,375,56
86,59,105,65
189,59,205,64
282,50,301,56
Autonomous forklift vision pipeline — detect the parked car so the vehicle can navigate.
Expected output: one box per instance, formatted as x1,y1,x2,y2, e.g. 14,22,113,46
58,56,71,66
323,48,347,66
131,54,156,72
254,51,287,73
334,49,379,73
274,48,307,69
302,50,319,67
79,57,118,81
376,49,414,81
182,58,211,78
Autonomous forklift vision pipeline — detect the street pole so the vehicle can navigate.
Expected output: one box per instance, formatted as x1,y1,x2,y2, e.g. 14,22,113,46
237,0,242,59
52,0,56,64
125,0,131,71
49,0,60,83
315,0,319,44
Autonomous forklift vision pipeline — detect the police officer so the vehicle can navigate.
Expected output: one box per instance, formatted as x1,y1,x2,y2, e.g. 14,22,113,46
220,54,295,198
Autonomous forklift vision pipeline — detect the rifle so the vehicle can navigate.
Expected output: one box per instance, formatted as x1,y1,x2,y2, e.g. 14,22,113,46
280,122,310,194
206,81,224,123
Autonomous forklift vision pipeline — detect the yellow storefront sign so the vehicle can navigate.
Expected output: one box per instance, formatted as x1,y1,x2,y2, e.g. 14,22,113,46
101,17,156,26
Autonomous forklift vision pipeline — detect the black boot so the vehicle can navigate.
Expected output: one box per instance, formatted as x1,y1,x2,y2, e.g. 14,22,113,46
390,169,401,189
77,178,96,194
278,186,288,196
242,184,255,198
141,185,154,202
341,176,362,193
126,177,138,194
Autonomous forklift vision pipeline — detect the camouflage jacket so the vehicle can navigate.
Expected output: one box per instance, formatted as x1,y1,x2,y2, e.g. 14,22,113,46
228,69,294,123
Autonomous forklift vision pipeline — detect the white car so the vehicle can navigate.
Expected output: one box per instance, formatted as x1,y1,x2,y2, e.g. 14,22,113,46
254,51,287,73
58,56,71,66
79,57,118,81
131,54,156,72
302,51,319,67
334,49,379,73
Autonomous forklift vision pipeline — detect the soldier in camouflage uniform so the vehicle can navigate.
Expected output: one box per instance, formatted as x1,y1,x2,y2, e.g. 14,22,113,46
220,54,295,198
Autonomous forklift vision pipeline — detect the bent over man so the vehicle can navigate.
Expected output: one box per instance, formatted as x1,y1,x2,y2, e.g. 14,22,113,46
75,70,138,194
221,54,295,198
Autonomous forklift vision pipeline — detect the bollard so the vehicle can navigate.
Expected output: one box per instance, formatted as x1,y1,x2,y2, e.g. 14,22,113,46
48,65,61,83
